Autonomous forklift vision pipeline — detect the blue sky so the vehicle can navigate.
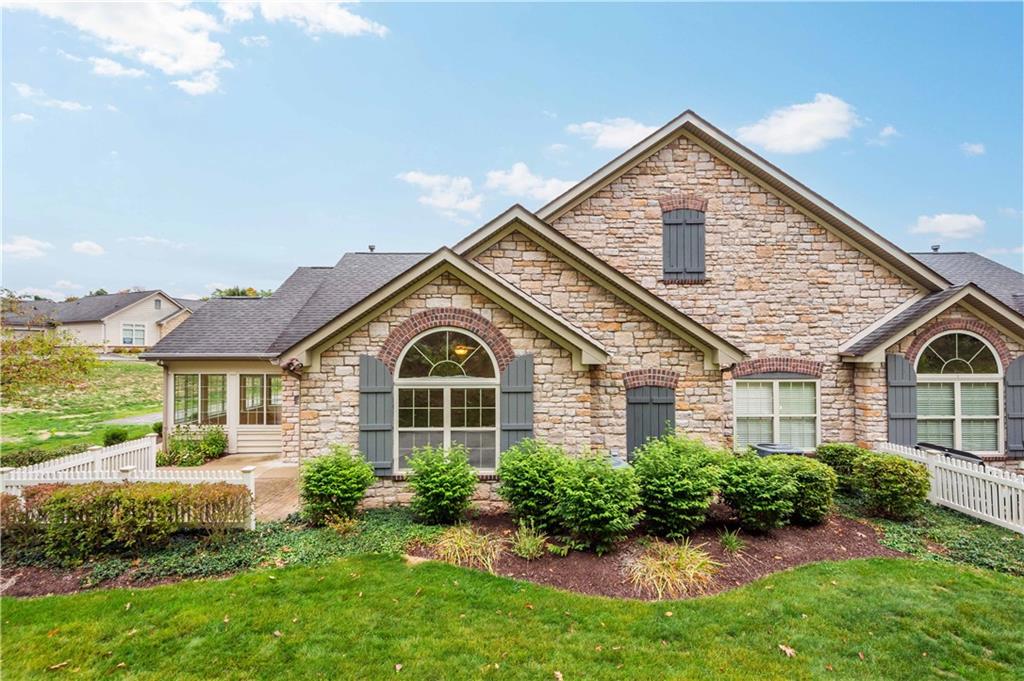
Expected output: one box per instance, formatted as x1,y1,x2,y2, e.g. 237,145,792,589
3,2,1022,300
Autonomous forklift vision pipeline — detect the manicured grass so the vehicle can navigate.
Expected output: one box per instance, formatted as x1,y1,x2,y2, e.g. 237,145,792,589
2,557,1021,680
1,361,161,455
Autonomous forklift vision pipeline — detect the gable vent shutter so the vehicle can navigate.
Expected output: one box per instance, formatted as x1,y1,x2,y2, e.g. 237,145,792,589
886,353,917,447
1006,356,1024,454
359,355,393,474
663,209,705,282
500,354,534,451
626,386,676,458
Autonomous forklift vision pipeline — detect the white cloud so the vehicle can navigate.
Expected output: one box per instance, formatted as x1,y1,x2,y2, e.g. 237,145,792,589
55,279,83,290
485,163,576,203
220,1,256,23
106,104,120,113
72,240,106,256
546,143,568,154
56,48,83,62
258,2,388,37
10,113,34,123
171,70,221,96
960,142,986,157
982,246,1024,256
240,35,270,47
868,124,900,146
397,171,483,219
542,110,557,120
998,207,1021,220
118,235,188,249
2,235,54,259
90,57,147,78
910,214,986,239
737,94,861,153
566,117,657,150
11,81,90,111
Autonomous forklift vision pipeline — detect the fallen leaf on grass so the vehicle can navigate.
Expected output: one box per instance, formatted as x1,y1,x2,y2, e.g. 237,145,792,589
779,644,796,658
268,576,277,581
124,602,131,611
525,604,534,610
664,611,673,617
273,630,282,638
47,628,59,638
395,663,403,672
858,652,865,660
48,661,70,671
223,616,230,623
554,672,563,681
126,629,138,637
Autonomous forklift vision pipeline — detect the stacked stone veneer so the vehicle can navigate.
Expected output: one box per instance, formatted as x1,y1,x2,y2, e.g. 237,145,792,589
359,478,506,513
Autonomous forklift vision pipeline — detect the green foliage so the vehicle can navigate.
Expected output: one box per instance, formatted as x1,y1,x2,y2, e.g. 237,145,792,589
0,328,98,406
552,454,641,554
764,455,837,525
632,434,731,538
497,439,569,531
815,442,868,485
152,421,163,437
509,520,547,560
38,481,251,564
299,445,375,525
102,427,131,446
212,286,273,298
0,493,40,550
0,443,89,469
720,455,797,533
627,539,721,599
407,445,478,524
432,525,504,573
158,425,228,466
718,528,745,555
851,452,930,520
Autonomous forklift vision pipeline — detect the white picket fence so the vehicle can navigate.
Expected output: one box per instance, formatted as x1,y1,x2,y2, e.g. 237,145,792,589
0,435,256,530
880,442,1024,534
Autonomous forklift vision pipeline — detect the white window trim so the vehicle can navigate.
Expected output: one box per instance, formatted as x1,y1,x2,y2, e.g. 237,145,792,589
393,327,501,473
172,373,227,426
733,378,821,452
239,373,283,427
915,331,1004,455
154,299,162,310
121,322,145,346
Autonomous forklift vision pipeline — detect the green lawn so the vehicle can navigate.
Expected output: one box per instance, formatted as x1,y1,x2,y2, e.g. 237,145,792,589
2,557,1021,680
1,361,162,455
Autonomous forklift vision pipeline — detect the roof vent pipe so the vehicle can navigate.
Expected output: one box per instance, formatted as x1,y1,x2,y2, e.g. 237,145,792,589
931,244,940,252
368,245,376,252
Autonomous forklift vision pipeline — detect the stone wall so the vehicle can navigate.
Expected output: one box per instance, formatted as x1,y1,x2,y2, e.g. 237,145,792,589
358,478,505,513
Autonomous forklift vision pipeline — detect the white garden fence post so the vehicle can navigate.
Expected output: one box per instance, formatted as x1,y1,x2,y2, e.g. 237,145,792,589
119,465,136,483
88,445,103,473
143,433,158,470
0,467,13,495
241,466,257,530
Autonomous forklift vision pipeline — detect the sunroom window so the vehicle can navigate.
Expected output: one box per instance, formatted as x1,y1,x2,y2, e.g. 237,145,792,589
239,374,283,425
173,374,227,425
916,332,1001,453
395,329,498,470
734,380,818,450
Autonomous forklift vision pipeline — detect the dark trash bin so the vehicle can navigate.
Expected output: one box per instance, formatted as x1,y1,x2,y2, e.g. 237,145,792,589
753,443,804,457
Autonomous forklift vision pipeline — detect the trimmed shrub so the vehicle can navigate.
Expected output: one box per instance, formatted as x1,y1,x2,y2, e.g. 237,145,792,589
552,454,641,554
852,452,931,520
0,493,38,549
39,481,251,563
0,444,89,469
158,425,228,466
407,445,478,524
765,455,838,525
102,427,131,446
299,445,375,525
632,434,731,538
720,455,797,533
497,439,569,531
816,443,868,485
152,421,163,437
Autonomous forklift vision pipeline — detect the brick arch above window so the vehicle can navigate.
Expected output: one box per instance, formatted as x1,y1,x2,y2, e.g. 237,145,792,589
731,357,823,379
658,193,708,213
623,368,680,390
905,319,1012,371
378,308,516,373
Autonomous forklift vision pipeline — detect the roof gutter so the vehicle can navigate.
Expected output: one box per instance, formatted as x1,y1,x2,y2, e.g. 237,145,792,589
140,352,279,361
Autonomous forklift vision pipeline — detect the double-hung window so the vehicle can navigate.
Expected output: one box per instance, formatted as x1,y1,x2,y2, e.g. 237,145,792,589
173,374,227,425
122,323,145,345
239,374,283,425
734,379,819,450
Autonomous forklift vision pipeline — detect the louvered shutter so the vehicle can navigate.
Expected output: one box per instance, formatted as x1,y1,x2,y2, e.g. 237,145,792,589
626,386,676,458
500,354,533,451
886,354,917,446
1006,356,1024,454
662,209,705,282
359,355,393,474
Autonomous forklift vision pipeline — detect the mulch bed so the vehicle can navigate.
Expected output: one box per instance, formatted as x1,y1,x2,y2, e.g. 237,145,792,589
408,505,903,600
1,566,183,598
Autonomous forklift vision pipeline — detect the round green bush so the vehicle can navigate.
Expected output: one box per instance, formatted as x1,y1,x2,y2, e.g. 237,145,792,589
497,439,569,531
632,434,729,538
765,455,838,525
299,445,376,525
720,455,797,533
552,454,641,554
102,427,130,446
851,452,930,520
815,442,868,485
152,421,163,437
407,445,478,524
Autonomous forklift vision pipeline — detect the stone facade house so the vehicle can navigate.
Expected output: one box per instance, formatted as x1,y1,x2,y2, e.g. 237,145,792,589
144,111,1024,490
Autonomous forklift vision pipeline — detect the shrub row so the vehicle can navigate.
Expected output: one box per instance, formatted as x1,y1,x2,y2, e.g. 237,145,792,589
299,445,376,525
0,443,89,469
816,443,930,520
157,425,228,466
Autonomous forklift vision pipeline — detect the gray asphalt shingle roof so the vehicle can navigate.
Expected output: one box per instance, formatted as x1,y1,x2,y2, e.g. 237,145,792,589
2,290,186,326
842,284,970,357
147,253,428,357
912,252,1024,313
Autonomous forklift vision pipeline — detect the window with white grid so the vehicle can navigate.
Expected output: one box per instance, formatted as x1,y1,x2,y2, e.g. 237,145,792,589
734,379,818,450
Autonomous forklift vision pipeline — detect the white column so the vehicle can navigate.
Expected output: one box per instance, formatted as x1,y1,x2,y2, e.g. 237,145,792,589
227,373,240,453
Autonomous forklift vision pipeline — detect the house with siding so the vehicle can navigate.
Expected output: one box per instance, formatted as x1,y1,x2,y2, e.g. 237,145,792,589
144,110,1024,490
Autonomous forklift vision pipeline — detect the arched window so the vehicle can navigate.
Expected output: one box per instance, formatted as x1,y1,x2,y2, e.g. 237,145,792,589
916,332,1002,453
394,329,499,470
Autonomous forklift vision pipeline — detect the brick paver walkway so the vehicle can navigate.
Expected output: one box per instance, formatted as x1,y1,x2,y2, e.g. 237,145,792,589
198,453,299,521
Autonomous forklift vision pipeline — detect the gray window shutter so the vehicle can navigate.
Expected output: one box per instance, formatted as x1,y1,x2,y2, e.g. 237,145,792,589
662,209,705,281
500,354,533,451
1006,356,1024,454
886,353,917,446
359,355,393,474
626,386,676,458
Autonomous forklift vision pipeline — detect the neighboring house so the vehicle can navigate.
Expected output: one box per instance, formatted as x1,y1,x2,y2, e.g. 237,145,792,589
144,110,1024,474
2,290,203,349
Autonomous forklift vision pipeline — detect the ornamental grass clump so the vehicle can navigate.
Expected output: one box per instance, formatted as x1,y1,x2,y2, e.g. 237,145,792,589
627,539,721,599
632,433,731,538
407,445,478,524
432,524,504,574
851,451,930,520
299,444,376,526
509,520,547,560
497,439,570,531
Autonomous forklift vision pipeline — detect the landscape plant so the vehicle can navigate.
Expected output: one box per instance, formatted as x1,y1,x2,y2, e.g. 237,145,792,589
815,442,868,486
552,454,641,554
299,444,375,525
764,455,838,525
407,445,478,524
432,524,504,573
102,427,131,446
851,451,930,520
158,425,228,466
496,439,569,531
509,520,547,560
719,455,797,533
627,539,721,598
